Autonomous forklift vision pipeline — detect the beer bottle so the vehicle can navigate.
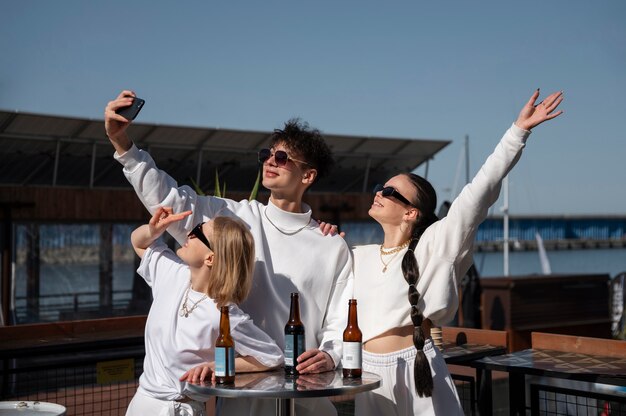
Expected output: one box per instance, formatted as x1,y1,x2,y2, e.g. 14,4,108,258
215,306,235,384
342,299,362,378
284,292,305,376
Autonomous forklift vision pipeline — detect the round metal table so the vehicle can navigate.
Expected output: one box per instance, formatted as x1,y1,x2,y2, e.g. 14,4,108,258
184,369,381,416
0,401,66,415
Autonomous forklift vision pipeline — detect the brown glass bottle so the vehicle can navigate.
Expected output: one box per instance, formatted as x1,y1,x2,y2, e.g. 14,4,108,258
284,292,305,376
342,299,362,378
215,306,235,384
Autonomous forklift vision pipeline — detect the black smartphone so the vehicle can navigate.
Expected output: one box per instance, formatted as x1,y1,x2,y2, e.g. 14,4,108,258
116,97,145,121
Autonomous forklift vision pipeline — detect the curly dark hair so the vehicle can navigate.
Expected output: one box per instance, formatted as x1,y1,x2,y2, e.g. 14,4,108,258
269,118,334,182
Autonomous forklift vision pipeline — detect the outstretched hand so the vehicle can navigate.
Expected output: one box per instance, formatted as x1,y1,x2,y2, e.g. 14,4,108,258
104,90,137,153
515,89,564,131
148,207,193,239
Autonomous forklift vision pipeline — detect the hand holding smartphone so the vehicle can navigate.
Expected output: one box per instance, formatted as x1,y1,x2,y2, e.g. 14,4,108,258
116,97,145,121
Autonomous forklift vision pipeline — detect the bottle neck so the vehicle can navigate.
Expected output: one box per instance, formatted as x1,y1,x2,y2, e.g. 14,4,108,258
348,303,358,327
289,296,301,323
219,307,231,335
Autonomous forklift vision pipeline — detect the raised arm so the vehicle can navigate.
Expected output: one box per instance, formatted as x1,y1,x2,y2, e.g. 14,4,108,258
436,90,564,261
104,91,241,245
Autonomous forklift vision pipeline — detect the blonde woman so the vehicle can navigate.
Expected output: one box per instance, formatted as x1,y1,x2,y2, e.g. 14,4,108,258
126,207,283,416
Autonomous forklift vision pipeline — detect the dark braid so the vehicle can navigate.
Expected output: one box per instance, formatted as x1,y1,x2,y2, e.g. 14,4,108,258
400,173,438,398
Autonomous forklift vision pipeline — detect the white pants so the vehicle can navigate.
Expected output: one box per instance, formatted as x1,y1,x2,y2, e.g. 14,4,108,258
355,340,464,416
126,390,206,416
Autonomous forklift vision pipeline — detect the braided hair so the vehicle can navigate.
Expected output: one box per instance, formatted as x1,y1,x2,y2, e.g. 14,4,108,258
400,173,438,397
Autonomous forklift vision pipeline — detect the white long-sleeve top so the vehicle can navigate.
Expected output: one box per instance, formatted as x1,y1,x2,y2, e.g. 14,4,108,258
354,124,530,342
115,148,353,366
137,242,283,400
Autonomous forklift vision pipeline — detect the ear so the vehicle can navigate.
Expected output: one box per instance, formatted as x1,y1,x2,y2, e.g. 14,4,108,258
204,252,215,268
301,168,318,185
404,207,419,223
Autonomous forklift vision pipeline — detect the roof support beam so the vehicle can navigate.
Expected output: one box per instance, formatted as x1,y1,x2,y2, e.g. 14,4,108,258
134,125,159,147
21,159,51,186
52,140,61,186
0,113,18,133
71,120,92,138
92,157,116,185
196,149,203,185
251,133,273,150
335,137,367,166
341,173,366,193
362,156,372,193
171,130,219,177
90,142,97,188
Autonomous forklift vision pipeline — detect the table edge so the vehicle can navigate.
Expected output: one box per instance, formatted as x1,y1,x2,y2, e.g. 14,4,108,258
184,372,382,400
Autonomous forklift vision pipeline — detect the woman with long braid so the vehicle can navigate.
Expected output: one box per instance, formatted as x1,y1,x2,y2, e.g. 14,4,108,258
351,89,564,415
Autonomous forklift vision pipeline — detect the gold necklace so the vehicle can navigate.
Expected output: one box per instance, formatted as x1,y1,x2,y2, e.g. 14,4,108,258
379,250,404,273
179,282,208,317
379,240,410,273
379,240,410,256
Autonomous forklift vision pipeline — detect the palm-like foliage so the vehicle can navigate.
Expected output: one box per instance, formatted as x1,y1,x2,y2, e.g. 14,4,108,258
191,169,260,201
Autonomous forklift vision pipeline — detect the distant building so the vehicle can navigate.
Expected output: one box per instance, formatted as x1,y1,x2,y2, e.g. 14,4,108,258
0,110,449,324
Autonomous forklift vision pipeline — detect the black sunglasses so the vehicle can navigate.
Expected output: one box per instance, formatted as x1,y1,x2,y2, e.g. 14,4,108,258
188,222,212,251
258,148,309,167
373,184,416,208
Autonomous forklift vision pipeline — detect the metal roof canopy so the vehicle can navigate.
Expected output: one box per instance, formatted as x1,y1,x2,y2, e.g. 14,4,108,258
0,110,450,193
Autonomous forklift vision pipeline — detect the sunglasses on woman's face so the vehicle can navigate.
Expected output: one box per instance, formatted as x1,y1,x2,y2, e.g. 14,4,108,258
373,184,416,208
258,148,309,167
188,222,212,251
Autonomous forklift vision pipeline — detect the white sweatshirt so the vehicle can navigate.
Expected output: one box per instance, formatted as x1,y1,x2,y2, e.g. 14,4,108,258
354,124,530,342
137,243,283,400
115,148,353,367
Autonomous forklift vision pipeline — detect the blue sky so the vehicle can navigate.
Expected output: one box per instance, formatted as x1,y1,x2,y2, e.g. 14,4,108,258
1,1,625,215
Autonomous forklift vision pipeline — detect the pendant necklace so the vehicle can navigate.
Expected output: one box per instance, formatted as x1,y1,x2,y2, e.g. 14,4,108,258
179,281,208,317
379,240,410,273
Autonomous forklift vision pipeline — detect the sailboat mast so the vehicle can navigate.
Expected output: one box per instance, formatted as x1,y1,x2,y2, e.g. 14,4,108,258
465,135,470,184
503,175,510,276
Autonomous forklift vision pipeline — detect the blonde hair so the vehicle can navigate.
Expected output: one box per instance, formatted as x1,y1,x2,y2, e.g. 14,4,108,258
207,217,255,307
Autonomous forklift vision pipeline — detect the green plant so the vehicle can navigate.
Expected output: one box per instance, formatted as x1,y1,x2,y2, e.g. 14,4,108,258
191,168,261,201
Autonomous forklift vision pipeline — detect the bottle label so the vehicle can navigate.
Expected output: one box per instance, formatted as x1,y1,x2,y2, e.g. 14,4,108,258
342,341,362,370
284,333,305,367
215,347,235,377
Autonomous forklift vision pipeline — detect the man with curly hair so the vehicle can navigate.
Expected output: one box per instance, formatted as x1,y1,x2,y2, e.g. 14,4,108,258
105,91,352,416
